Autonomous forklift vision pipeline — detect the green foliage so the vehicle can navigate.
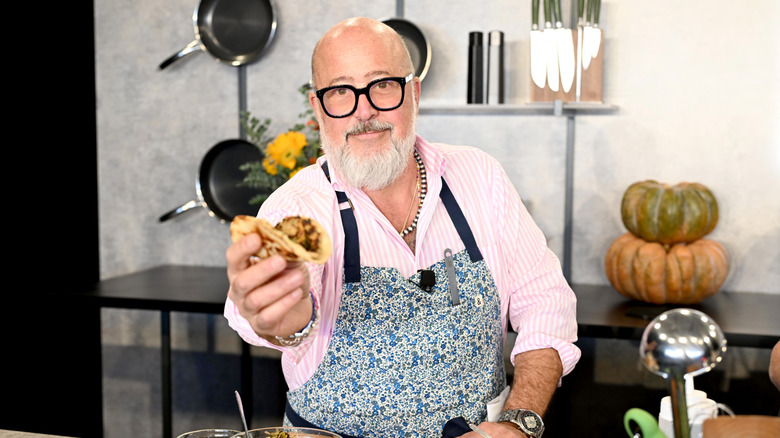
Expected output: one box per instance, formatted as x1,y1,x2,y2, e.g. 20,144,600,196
239,85,322,205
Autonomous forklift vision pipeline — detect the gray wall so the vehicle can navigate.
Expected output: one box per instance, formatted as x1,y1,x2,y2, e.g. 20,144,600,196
94,0,780,436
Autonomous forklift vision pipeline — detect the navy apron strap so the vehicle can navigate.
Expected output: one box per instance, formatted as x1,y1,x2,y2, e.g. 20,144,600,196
322,163,481,278
439,178,483,262
322,162,361,283
441,416,473,437
285,399,360,438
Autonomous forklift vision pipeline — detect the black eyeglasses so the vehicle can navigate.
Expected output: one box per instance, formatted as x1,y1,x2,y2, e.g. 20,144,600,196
314,73,414,118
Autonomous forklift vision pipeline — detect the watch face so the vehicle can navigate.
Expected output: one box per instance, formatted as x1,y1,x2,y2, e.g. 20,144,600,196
520,410,542,432
499,409,544,437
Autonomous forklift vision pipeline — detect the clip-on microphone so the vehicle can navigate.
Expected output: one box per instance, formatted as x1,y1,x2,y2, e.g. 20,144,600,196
417,269,436,292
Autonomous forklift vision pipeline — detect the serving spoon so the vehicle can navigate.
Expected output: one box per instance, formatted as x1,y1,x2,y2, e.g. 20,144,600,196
639,308,726,438
235,390,251,438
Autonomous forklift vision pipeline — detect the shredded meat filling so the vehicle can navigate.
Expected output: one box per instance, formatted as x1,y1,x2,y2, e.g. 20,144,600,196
275,216,319,252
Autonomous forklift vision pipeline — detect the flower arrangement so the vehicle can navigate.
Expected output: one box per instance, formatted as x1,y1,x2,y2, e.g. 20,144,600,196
240,85,322,205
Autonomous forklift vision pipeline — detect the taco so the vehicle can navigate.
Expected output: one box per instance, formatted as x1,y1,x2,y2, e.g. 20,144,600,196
230,215,332,264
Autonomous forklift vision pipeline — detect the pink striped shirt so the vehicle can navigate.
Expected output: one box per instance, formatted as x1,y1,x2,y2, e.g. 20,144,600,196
224,136,580,390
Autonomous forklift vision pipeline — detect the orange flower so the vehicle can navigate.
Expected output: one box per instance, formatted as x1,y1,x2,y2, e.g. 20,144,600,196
266,131,307,170
262,157,279,175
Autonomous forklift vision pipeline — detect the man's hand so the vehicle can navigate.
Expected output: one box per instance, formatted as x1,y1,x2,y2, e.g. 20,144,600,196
226,233,313,342
464,348,561,438
462,421,526,437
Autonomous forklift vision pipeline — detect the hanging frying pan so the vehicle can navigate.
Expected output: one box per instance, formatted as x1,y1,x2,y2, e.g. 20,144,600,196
381,18,431,81
158,0,277,70
159,139,263,223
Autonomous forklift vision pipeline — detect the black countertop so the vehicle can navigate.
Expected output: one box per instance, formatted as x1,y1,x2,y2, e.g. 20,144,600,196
573,283,779,349
70,264,228,313
67,265,780,348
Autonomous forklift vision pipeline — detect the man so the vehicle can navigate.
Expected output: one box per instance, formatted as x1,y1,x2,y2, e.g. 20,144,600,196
225,17,580,438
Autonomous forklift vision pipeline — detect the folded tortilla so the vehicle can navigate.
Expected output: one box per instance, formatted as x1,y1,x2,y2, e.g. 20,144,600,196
230,215,332,264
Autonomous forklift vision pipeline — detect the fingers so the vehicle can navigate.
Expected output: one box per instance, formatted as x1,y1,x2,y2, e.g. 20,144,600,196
474,422,524,438
226,236,312,337
247,281,308,335
226,233,262,278
239,259,305,315
468,424,492,438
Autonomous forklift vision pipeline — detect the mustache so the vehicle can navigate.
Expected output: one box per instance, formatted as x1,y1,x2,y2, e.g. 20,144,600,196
345,120,393,138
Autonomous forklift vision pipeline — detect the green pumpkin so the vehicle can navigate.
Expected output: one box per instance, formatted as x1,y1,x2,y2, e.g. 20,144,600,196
621,180,718,245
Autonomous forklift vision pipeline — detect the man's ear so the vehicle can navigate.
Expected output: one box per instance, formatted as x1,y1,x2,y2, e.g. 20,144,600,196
309,91,324,123
412,77,422,112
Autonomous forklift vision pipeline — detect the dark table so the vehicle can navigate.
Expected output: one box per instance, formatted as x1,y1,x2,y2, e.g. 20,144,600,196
72,266,780,438
79,264,229,313
573,283,780,349
69,265,246,438
563,284,779,437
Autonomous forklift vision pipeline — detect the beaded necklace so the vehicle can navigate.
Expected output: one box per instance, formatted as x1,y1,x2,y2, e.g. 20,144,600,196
400,150,427,237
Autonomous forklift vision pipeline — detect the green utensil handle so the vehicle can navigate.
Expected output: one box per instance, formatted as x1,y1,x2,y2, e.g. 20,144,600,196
587,0,594,23
532,0,540,28
543,0,552,23
553,0,563,24
624,408,667,438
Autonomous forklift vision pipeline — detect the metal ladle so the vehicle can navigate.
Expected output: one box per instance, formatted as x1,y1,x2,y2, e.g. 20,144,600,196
639,308,727,438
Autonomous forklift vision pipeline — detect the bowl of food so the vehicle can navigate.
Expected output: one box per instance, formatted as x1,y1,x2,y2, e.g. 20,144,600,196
178,429,241,438
236,427,342,438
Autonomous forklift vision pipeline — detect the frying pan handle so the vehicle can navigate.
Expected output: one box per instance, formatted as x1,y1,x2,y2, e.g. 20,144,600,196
158,40,201,70
158,199,202,222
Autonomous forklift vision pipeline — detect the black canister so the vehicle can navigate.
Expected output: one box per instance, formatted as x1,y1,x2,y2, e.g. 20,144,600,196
467,31,484,104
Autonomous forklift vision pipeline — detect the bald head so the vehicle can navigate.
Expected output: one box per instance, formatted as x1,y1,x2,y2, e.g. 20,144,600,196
311,17,415,88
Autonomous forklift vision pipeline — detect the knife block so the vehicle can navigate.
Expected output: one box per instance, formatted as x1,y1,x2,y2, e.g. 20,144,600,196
578,29,604,102
530,29,603,103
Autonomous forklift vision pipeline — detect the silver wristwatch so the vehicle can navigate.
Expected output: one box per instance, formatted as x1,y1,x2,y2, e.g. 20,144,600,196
497,409,544,437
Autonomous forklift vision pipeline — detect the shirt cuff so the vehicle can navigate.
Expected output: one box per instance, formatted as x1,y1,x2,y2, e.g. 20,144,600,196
510,333,582,383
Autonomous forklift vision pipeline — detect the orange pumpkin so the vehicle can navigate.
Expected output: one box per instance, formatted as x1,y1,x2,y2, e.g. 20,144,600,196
605,233,729,304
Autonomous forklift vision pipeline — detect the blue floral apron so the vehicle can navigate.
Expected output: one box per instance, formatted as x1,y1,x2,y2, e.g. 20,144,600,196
285,164,506,437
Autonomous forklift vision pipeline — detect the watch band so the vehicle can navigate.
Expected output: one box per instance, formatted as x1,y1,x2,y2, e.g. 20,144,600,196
498,409,544,437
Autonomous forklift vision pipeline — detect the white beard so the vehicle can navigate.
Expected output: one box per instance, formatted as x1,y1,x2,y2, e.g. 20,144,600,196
320,116,417,191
